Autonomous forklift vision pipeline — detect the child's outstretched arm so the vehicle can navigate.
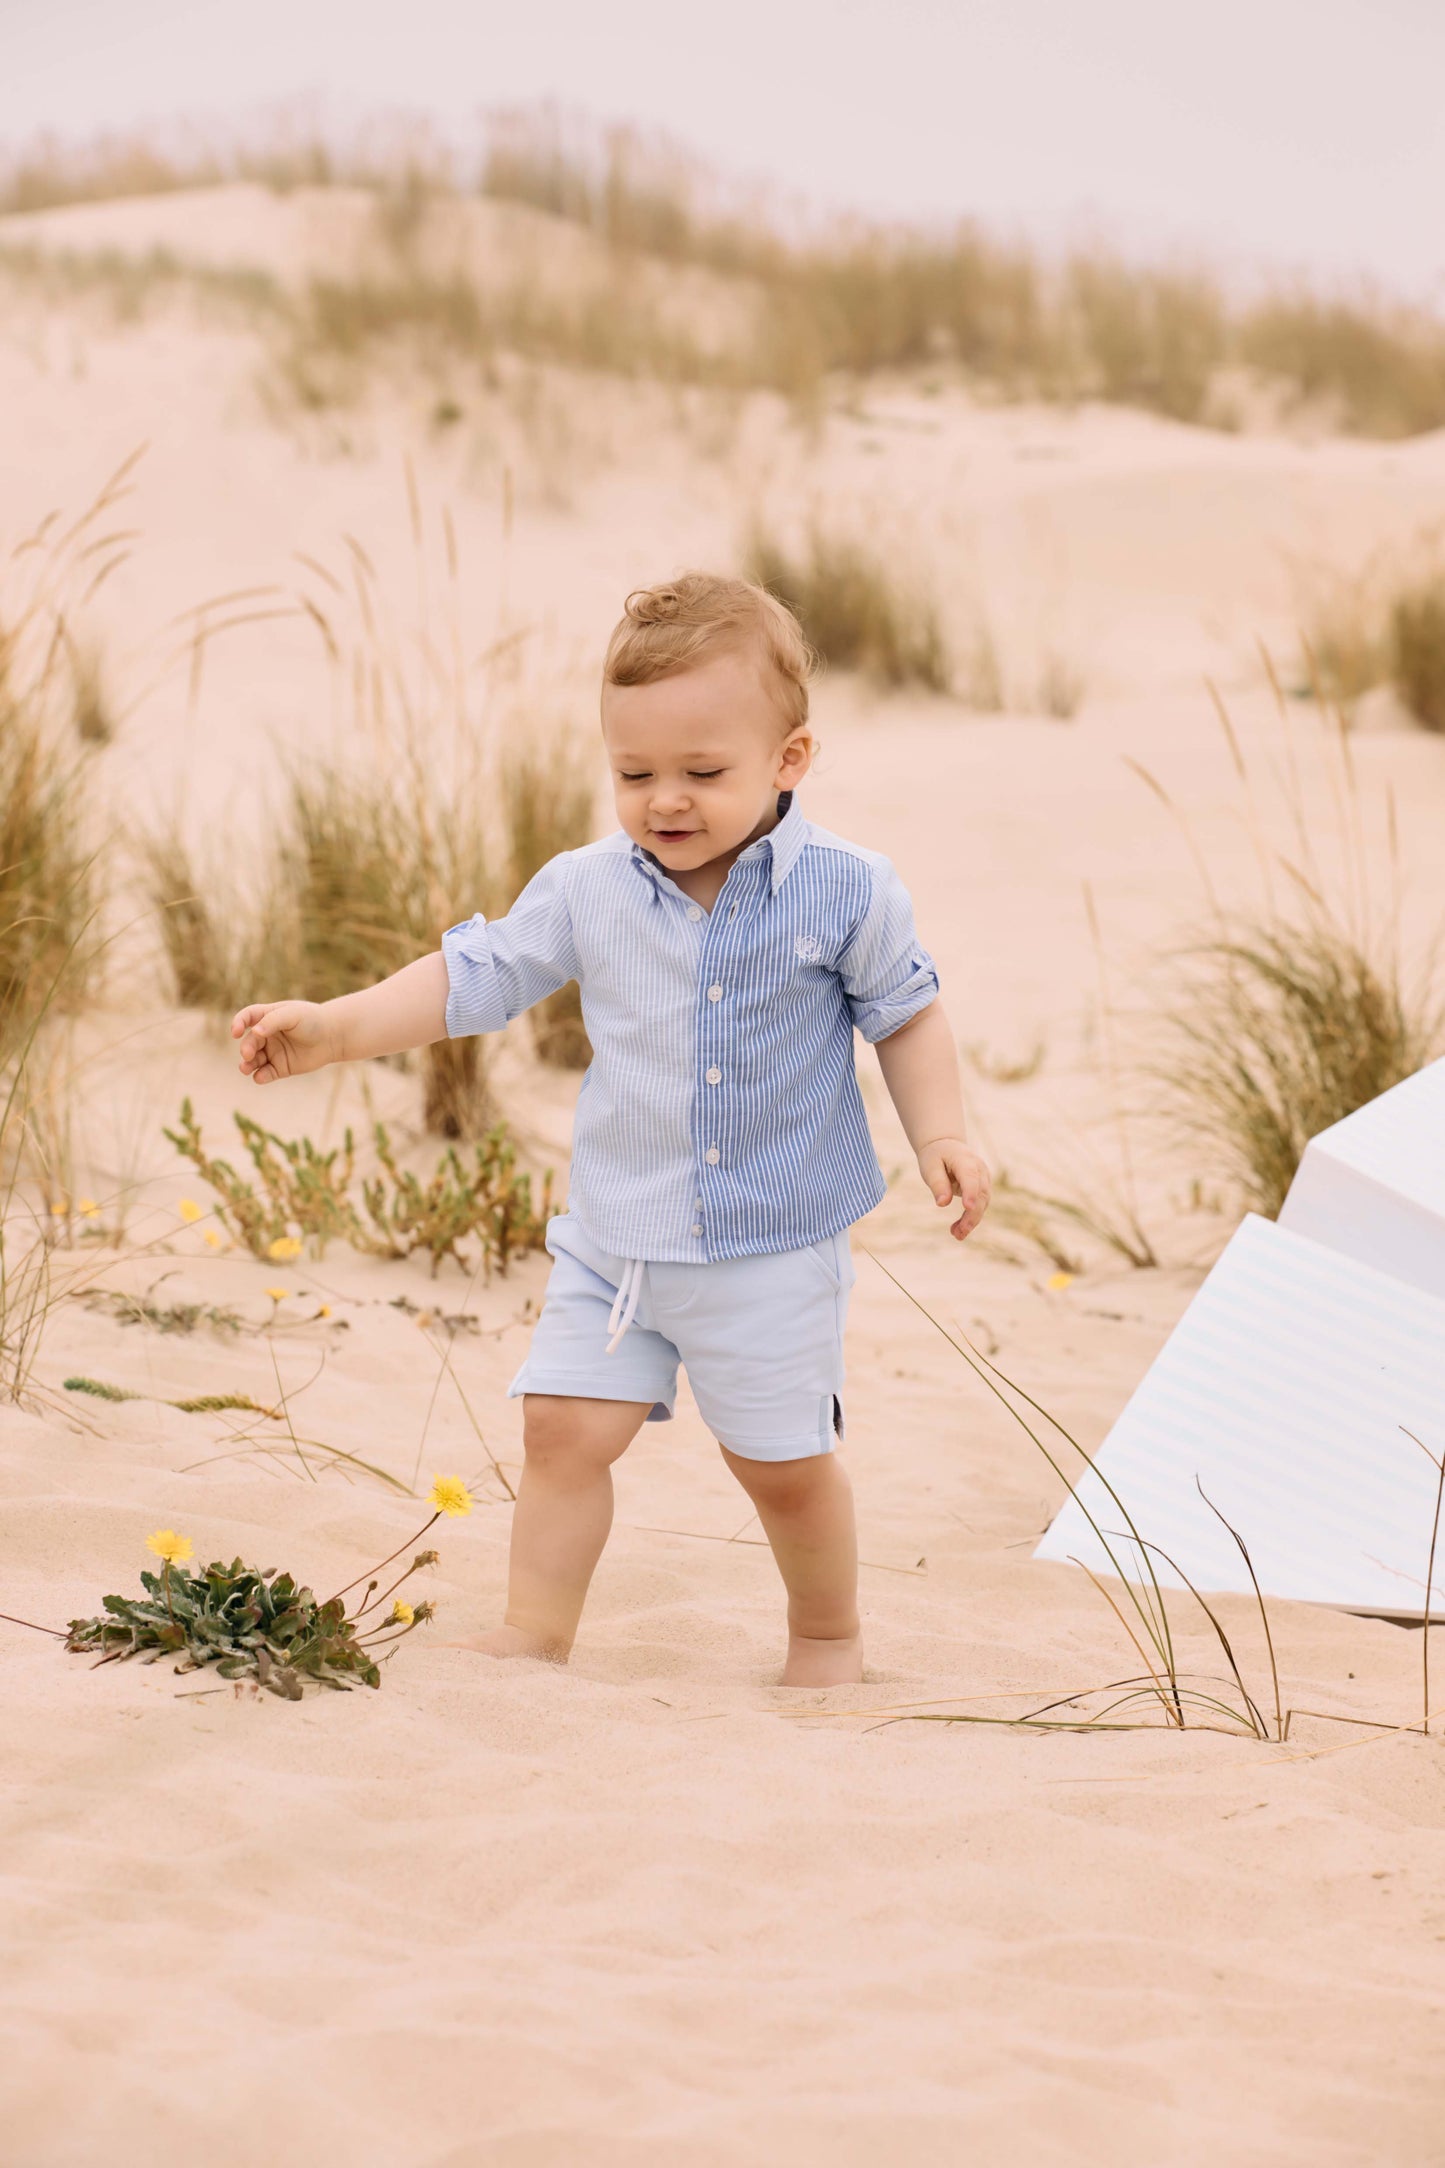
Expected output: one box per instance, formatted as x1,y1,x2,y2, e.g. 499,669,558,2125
874,999,991,1240
232,950,449,1085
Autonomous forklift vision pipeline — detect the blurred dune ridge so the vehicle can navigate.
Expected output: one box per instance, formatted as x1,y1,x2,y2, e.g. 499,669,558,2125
4,106,1445,434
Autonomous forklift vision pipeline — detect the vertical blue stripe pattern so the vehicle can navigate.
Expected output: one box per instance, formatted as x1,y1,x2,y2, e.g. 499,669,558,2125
441,802,939,1262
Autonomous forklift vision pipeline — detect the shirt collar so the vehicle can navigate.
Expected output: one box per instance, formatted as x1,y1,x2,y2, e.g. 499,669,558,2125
629,793,809,899
743,791,808,894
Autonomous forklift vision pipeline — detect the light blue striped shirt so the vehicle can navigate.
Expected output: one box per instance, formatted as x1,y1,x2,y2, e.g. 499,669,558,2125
441,797,940,1263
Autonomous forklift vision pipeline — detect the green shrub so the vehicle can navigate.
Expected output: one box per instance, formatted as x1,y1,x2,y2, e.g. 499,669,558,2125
165,1099,551,1277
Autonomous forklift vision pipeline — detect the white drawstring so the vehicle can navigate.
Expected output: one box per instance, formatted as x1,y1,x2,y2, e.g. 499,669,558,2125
604,1257,646,1354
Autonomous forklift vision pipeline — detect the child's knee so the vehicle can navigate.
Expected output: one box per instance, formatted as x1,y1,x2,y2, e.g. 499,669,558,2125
521,1394,637,1476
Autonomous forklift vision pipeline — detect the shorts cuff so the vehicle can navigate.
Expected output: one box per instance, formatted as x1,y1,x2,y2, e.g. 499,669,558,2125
718,1431,837,1463
508,1363,675,1423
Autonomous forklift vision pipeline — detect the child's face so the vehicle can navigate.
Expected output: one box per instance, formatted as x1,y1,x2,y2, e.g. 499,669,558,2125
601,644,813,876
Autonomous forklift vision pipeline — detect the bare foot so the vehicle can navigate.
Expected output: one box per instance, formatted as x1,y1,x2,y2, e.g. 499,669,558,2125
780,1631,864,1687
435,1623,568,1662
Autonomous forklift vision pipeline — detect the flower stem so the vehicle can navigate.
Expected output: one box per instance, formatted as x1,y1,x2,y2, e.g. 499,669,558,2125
354,1560,429,1620
328,1512,440,1607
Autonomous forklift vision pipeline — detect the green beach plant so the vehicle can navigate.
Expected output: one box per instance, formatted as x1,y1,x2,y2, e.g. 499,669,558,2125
165,1100,551,1279
56,1478,474,1698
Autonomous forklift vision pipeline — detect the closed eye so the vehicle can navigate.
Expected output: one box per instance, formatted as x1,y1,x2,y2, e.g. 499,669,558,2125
618,771,652,782
687,768,723,780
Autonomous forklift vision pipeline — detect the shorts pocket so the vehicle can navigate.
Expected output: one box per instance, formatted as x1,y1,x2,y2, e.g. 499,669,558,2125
801,1233,854,1294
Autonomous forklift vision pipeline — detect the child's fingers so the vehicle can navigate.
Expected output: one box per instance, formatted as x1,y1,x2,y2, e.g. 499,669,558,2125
940,1153,990,1240
234,1003,294,1081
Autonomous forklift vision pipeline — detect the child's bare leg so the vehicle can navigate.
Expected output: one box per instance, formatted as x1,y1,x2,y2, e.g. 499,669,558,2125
442,1395,651,1662
720,1445,862,1686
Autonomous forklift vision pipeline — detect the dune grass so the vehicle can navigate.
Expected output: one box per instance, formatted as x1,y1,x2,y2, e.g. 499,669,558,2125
746,520,950,692
7,110,1445,437
1143,682,1444,1219
1156,917,1441,1218
501,731,595,1068
145,756,497,1137
1294,545,1445,728
0,489,121,1063
141,499,514,1135
1389,578,1445,734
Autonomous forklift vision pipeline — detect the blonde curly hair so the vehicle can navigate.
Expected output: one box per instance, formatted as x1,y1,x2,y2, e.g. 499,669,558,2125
603,572,816,732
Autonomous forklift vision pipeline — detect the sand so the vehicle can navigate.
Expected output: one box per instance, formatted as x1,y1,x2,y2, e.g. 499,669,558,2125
3,187,1445,2165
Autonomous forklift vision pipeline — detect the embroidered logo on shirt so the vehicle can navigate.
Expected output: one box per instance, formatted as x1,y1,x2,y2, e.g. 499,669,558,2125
794,933,823,963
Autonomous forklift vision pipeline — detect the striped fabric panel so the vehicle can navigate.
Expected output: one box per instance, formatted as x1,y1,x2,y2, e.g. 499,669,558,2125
1034,1214,1445,1614
441,805,940,1263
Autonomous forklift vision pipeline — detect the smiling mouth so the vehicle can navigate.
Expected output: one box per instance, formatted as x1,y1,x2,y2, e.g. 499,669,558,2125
651,827,700,843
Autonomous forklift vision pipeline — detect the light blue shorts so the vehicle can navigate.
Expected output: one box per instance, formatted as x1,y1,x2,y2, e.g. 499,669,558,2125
508,1214,857,1461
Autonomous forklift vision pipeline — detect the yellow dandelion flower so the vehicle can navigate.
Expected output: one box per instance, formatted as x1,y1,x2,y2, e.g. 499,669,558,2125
391,1599,415,1626
178,1198,204,1224
267,1235,303,1262
146,1529,193,1565
79,1198,99,1218
1046,1271,1075,1292
428,1474,473,1518
50,1198,69,1218
203,1228,223,1249
317,1304,332,1319
264,1285,290,1303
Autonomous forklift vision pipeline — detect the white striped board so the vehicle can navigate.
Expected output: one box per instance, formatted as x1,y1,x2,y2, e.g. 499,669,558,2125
1034,1214,1445,1619
1278,1057,1445,1303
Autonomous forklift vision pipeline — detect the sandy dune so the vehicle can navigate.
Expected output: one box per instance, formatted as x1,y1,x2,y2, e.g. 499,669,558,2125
3,192,1445,2163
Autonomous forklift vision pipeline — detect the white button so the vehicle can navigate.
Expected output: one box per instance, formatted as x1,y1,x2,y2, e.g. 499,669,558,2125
691,1224,702,1236
705,1146,720,1164
695,1197,704,1209
687,906,703,922
707,983,722,1001
705,1066,721,1085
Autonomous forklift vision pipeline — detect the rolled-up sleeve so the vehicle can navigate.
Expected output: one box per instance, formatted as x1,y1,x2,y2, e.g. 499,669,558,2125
837,856,940,1044
442,856,580,1039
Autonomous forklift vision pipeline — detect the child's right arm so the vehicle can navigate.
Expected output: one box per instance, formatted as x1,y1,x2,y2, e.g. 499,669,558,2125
232,950,450,1085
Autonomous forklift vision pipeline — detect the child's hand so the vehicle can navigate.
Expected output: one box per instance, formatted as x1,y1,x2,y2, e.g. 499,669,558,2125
918,1138,991,1241
232,1000,336,1084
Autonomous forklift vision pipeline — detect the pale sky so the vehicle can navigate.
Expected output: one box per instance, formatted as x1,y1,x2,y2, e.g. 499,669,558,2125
2,0,1442,297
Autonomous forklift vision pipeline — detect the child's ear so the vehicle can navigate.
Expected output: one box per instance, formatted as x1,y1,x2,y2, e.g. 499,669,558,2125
777,728,815,787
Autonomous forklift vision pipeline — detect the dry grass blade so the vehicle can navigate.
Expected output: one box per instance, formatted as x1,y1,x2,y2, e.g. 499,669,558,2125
1400,1426,1445,1736
864,1248,1182,1706
1194,1478,1284,1741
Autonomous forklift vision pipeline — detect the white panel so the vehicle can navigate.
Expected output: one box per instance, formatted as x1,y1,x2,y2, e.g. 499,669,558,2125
1279,1057,1445,1300
1034,1215,1445,1617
